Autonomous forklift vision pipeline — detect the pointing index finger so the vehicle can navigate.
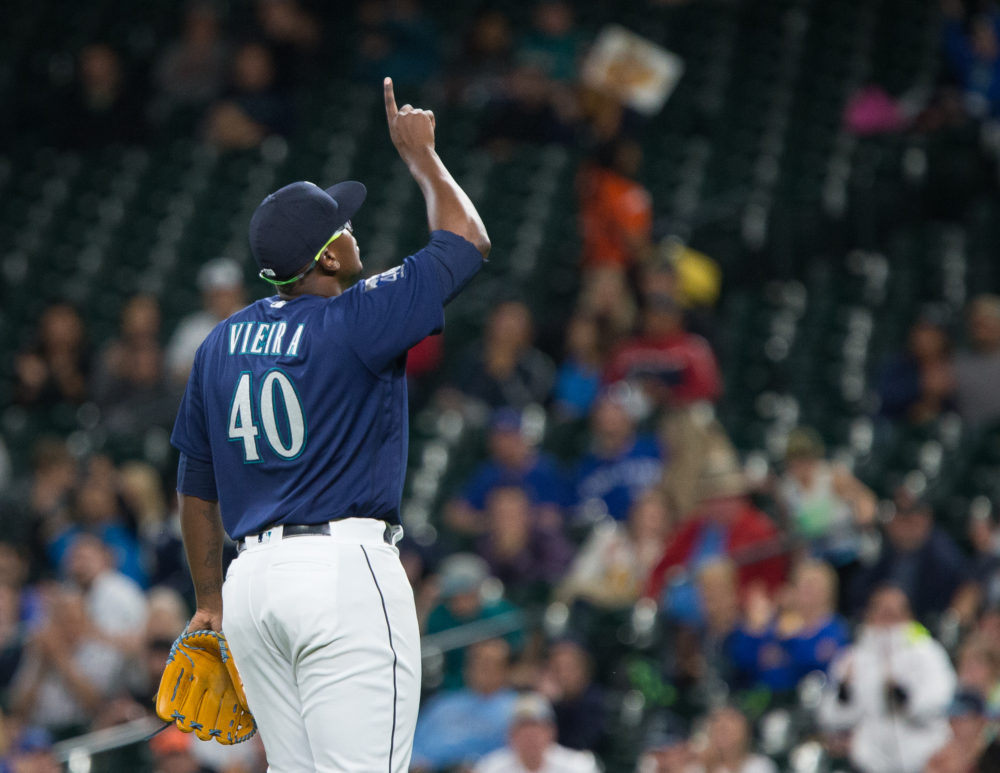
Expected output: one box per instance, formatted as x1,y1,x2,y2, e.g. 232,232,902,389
384,77,397,119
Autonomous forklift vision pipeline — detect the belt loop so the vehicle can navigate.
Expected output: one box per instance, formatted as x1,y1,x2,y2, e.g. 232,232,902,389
383,523,404,546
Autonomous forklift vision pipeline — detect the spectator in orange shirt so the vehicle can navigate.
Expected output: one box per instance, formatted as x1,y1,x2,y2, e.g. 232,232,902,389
577,138,652,336
579,138,652,271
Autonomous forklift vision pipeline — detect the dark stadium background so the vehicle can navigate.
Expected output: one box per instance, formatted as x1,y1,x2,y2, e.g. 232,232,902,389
2,0,1000,771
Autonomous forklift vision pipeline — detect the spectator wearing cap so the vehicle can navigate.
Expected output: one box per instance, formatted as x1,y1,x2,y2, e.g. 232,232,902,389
686,706,776,773
876,308,955,425
636,714,692,773
453,300,556,411
476,486,573,604
556,489,673,611
604,263,722,409
924,688,1000,773
446,408,569,536
819,585,955,773
473,691,600,773
166,257,246,385
572,389,664,523
424,554,524,691
1,726,60,773
728,559,849,693
412,639,519,773
954,294,1000,427
536,639,606,752
778,427,877,574
645,447,787,617
851,485,977,626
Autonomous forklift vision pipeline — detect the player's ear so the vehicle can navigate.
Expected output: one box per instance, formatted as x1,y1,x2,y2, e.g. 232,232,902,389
321,250,340,273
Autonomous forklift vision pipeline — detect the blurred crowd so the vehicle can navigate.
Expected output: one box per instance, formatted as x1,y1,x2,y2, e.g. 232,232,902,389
4,1,1000,773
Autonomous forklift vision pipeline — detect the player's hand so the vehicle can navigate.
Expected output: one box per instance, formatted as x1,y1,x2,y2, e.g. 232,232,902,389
187,608,223,634
384,77,435,166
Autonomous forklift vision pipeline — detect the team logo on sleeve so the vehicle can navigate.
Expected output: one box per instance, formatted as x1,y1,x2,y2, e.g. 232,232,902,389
363,265,406,291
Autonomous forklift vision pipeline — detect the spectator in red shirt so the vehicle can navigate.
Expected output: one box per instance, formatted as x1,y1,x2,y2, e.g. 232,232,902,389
645,448,787,615
605,266,722,407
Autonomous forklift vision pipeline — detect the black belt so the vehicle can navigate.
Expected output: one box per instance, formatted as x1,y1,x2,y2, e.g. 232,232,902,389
236,522,395,553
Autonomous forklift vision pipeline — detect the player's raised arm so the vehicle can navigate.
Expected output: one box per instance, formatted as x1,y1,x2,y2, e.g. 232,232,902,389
384,77,490,257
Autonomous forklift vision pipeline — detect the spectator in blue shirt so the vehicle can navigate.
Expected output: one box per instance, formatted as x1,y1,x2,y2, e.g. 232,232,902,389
411,638,518,772
728,559,849,693
572,389,664,522
942,1,1000,117
446,408,568,535
554,313,611,421
47,456,147,588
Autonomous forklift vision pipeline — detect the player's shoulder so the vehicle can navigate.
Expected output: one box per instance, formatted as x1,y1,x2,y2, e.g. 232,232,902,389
358,263,410,294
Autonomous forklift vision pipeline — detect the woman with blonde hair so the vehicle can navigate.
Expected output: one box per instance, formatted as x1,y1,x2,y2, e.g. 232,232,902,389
556,489,673,610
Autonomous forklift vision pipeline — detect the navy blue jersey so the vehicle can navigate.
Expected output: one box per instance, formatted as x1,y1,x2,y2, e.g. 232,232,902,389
171,230,483,538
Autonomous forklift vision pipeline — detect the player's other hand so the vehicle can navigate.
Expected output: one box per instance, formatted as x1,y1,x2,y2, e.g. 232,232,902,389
384,77,435,165
187,607,223,634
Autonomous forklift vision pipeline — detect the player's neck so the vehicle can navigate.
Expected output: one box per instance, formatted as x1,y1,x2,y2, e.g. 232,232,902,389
279,275,345,300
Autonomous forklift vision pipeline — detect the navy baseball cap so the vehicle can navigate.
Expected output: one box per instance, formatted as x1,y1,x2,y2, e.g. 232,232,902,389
490,407,524,434
249,180,366,284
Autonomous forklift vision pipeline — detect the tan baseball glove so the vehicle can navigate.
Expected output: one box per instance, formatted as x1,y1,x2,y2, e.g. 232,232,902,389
155,629,257,745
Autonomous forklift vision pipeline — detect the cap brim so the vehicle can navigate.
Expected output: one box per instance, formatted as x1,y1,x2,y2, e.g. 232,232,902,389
324,181,367,229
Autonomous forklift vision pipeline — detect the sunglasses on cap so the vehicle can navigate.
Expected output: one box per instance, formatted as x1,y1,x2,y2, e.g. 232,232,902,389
258,220,353,286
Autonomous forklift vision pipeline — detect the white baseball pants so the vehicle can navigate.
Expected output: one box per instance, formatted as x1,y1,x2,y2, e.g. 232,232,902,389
221,519,421,773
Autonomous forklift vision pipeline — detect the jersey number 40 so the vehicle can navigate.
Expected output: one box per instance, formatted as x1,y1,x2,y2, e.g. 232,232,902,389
228,370,306,462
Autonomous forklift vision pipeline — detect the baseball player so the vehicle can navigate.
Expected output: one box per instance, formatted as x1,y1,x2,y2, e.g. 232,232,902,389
169,77,490,772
